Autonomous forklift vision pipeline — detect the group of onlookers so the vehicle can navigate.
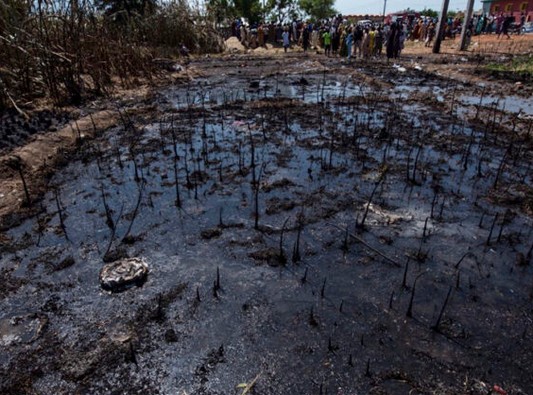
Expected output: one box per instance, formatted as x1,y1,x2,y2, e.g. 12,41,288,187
228,11,529,60
231,18,413,60
474,12,528,36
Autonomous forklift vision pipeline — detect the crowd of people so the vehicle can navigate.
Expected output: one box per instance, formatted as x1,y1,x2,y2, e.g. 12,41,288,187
230,11,528,61
231,16,435,61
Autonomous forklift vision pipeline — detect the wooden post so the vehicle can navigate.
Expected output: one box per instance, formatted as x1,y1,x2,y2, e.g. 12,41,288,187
433,0,451,53
460,0,476,51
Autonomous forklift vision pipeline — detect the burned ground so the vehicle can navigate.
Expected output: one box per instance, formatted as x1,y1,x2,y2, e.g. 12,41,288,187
1,46,533,395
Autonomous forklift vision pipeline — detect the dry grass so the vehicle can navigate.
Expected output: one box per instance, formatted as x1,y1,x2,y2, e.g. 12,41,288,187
0,0,223,111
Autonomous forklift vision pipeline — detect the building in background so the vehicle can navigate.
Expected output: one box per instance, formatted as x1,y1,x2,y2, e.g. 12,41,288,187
481,0,532,20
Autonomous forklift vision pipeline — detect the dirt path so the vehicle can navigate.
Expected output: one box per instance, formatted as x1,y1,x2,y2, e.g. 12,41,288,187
0,111,119,228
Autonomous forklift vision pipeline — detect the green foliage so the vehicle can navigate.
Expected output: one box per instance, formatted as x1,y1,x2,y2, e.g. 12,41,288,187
298,0,336,21
486,55,533,78
265,0,300,23
206,0,235,25
233,0,262,24
421,8,438,18
447,10,458,18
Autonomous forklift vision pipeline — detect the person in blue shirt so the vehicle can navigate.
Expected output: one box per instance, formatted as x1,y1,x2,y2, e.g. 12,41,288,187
345,28,354,60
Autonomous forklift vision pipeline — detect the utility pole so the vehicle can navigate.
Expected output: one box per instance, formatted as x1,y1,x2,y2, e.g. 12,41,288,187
432,0,451,53
383,0,387,21
459,0,476,50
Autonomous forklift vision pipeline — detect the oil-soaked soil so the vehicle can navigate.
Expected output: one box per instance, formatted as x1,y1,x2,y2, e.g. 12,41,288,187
1,51,533,395
0,108,72,153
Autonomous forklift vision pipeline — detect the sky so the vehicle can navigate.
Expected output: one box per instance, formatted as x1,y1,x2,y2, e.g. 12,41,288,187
334,0,483,16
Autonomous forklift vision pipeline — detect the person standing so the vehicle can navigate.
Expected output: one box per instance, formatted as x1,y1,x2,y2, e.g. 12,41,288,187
292,19,298,43
258,24,265,47
302,24,310,53
345,28,354,60
322,29,332,57
374,27,383,56
282,26,290,52
386,22,399,60
362,28,370,58
369,27,376,57
500,14,513,39
332,26,341,56
425,22,436,47
353,25,363,58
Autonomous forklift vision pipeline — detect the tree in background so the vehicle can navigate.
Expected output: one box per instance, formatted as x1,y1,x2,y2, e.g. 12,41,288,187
421,8,439,18
298,0,336,21
233,0,262,24
264,0,301,23
447,10,458,19
95,0,157,22
206,0,235,25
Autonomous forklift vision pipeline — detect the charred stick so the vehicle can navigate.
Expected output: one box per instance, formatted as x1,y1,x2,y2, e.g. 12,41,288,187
122,182,144,242
301,267,308,284
402,258,410,288
309,306,318,326
292,221,303,263
486,213,498,246
170,129,181,208
412,145,422,183
497,210,509,243
365,359,371,377
422,217,430,239
216,266,221,290
478,212,485,228
278,217,290,264
103,203,124,258
254,163,266,230
55,188,69,242
432,286,453,331
359,172,387,230
101,186,114,230
406,271,426,318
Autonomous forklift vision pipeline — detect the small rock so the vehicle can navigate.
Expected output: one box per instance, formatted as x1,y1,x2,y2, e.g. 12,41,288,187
164,328,179,343
99,257,149,292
